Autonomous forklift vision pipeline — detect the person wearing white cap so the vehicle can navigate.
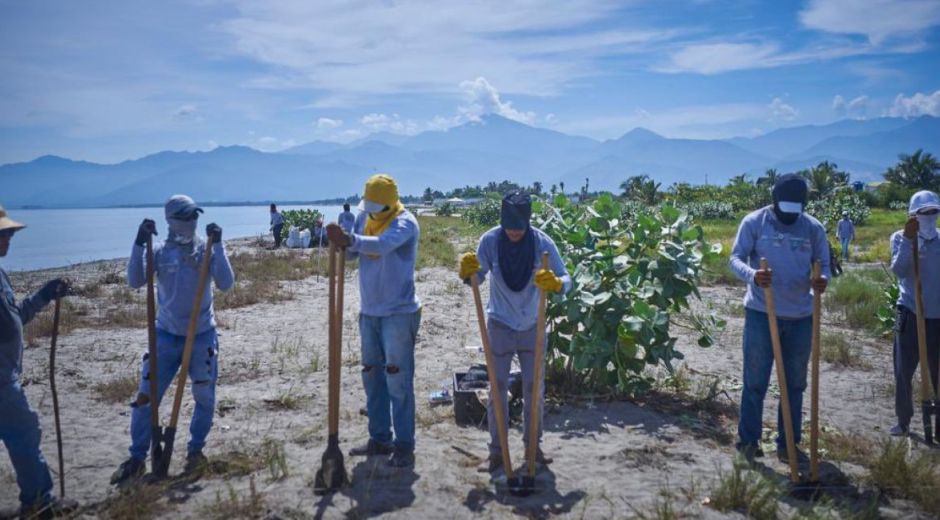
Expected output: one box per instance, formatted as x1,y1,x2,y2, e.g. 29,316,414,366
110,195,235,484
0,205,76,517
889,190,940,436
836,211,855,261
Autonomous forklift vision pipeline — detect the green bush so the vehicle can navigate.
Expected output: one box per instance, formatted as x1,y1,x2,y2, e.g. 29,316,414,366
279,209,323,239
462,198,501,227
807,190,870,229
436,201,455,217
678,201,735,220
534,193,723,395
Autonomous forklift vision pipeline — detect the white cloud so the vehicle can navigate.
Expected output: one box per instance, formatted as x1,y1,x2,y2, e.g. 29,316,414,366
662,43,782,74
799,0,940,44
833,94,869,118
359,113,420,135
458,77,536,124
315,117,343,129
252,135,297,151
888,90,940,117
768,97,798,121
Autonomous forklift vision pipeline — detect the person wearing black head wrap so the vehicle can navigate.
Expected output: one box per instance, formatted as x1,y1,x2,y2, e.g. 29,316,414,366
771,174,808,226
456,191,572,473
498,192,536,292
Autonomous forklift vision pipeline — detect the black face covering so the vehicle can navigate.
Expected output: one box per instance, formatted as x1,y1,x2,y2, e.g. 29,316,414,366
771,174,808,226
498,192,535,292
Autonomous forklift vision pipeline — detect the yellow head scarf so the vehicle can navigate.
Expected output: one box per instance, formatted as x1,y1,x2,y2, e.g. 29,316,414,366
362,174,405,236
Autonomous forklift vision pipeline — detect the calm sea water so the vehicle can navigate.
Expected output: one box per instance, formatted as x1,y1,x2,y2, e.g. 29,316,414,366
1,205,345,272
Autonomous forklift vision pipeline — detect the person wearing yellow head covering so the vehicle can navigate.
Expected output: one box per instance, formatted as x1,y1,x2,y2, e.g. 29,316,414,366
326,174,421,468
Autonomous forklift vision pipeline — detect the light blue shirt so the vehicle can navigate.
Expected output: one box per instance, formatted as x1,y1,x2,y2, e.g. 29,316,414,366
730,207,831,319
474,226,571,331
837,219,854,241
0,268,49,385
347,210,421,317
338,211,356,233
270,211,284,227
890,230,940,318
128,240,235,336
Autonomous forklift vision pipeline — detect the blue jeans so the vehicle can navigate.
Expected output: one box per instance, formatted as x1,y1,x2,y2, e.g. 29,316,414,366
738,308,812,451
0,382,54,508
129,328,218,461
486,319,545,455
358,311,421,451
840,237,851,260
893,306,940,429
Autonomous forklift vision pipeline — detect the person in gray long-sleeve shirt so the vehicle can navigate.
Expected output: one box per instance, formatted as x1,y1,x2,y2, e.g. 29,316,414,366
888,190,940,437
110,195,235,485
729,174,830,463
836,212,855,261
0,205,76,516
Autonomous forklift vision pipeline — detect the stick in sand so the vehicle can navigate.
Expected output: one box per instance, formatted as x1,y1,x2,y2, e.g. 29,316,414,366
809,260,821,482
469,273,524,494
49,297,65,498
521,252,550,494
760,258,800,482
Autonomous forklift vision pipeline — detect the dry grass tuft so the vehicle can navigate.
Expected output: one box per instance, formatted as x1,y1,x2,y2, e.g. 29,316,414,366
99,481,169,519
820,332,871,370
93,374,139,404
707,459,779,520
203,475,266,520
866,439,940,517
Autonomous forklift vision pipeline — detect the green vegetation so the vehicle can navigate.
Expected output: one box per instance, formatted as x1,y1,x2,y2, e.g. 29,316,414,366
278,208,322,239
215,250,315,309
866,440,940,517
707,459,779,520
825,269,894,334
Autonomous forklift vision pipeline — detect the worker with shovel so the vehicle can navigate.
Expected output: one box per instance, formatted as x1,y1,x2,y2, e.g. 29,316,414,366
325,174,421,468
458,192,570,475
729,174,830,463
888,190,940,439
0,206,76,518
110,195,234,485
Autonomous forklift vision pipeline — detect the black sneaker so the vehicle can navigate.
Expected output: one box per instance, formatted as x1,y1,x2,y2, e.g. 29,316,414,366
776,447,810,465
388,447,415,468
735,444,764,462
184,451,208,475
110,457,145,485
349,439,394,456
889,424,908,437
487,453,503,473
20,498,79,519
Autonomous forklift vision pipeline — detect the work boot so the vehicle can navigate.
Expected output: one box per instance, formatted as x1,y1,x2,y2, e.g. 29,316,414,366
184,450,209,475
110,457,145,485
388,447,415,468
776,447,809,465
889,424,908,437
349,439,394,457
20,498,79,519
735,444,764,463
487,453,503,473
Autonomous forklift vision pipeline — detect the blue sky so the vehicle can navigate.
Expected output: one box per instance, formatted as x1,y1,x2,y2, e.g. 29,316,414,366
1,0,939,164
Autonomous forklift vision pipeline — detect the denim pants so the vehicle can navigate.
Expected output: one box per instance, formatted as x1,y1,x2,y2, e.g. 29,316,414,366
738,308,812,451
893,306,940,429
359,311,421,451
273,224,284,248
128,328,218,461
486,318,545,456
0,382,54,508
840,237,851,260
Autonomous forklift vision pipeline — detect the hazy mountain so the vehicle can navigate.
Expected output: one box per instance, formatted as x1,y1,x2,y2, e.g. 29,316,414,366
2,114,936,207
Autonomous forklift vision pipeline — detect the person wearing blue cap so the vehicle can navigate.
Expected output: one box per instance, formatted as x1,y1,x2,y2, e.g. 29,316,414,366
888,190,940,436
110,195,235,484
457,192,571,473
0,205,77,518
729,174,830,463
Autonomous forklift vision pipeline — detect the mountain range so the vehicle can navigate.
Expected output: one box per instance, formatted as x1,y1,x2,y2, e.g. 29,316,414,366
2,114,938,208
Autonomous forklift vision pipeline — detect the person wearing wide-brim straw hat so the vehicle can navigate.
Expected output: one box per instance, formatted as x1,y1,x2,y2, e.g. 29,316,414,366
0,205,76,517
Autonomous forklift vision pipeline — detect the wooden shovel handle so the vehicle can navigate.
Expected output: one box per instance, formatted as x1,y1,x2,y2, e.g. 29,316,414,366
760,258,800,482
146,237,159,428
526,252,550,477
470,274,515,480
168,236,215,429
327,246,345,435
810,260,821,482
327,244,338,435
912,239,935,400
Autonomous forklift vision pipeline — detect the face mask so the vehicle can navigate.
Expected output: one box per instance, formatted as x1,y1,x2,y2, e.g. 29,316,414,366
168,217,197,244
917,213,939,240
773,202,801,225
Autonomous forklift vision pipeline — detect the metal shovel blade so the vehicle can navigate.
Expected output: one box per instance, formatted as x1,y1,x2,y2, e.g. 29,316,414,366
149,426,164,475
153,426,177,479
313,435,347,495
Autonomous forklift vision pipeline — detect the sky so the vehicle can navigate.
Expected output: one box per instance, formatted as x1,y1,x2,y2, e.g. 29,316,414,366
1,0,939,165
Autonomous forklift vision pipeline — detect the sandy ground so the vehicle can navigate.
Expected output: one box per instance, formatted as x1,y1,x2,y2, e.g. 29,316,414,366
1,239,935,519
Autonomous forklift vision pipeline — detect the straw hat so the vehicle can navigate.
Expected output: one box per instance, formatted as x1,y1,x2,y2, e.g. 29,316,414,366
0,205,26,233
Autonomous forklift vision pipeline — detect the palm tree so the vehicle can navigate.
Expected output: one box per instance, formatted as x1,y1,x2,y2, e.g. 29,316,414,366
802,161,848,199
884,149,940,190
532,181,543,195
756,168,779,187
620,175,660,205
559,181,565,195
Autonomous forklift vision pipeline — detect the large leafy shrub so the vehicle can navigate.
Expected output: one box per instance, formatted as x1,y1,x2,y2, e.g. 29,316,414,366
806,189,870,229
462,198,501,227
534,193,723,395
280,209,323,239
679,201,735,220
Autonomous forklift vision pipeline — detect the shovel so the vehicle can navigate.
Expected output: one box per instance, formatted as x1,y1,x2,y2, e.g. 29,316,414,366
153,235,215,478
49,297,65,498
760,258,801,484
912,238,939,444
469,273,524,495
520,252,550,496
809,260,822,483
314,244,349,494
145,236,163,474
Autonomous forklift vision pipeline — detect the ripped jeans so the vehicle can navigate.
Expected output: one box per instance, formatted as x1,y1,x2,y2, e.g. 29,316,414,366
128,328,218,461
359,311,421,451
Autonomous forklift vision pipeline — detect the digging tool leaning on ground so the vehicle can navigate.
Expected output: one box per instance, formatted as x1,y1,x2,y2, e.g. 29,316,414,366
0,205,77,518
728,174,830,465
326,173,422,468
110,195,234,485
888,190,940,441
458,192,570,477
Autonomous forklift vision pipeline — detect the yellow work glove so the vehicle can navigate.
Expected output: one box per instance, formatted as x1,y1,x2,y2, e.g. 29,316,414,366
459,252,481,280
534,269,563,293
